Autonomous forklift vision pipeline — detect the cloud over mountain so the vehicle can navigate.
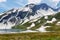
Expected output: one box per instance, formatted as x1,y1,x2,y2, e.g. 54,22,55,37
28,0,41,4
0,0,6,2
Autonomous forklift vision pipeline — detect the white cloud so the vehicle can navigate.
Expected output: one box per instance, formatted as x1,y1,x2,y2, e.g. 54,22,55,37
52,0,60,4
52,0,60,7
53,0,60,2
28,0,41,4
0,0,6,2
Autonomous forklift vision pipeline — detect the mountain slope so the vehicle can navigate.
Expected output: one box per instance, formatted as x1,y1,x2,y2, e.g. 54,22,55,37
12,12,60,32
0,3,60,31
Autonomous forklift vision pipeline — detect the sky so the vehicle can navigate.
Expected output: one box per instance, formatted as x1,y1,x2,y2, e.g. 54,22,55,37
0,0,60,13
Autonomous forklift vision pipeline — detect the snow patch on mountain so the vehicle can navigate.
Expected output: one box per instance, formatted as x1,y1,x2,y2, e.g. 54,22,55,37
46,18,57,23
27,23,35,29
56,21,60,25
0,22,15,29
44,16,48,19
36,25,51,32
36,26,47,32
21,18,29,25
37,8,56,16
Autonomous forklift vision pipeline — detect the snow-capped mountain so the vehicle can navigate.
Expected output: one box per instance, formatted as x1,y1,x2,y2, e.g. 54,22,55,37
13,12,60,32
0,3,60,30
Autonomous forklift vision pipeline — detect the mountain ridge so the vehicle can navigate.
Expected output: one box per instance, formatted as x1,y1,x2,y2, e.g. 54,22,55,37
0,3,60,31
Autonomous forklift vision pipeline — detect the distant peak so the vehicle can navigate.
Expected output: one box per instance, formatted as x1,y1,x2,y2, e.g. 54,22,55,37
39,3,48,5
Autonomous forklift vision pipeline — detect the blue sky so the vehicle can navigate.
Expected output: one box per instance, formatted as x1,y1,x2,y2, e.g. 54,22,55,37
0,0,28,13
0,0,60,13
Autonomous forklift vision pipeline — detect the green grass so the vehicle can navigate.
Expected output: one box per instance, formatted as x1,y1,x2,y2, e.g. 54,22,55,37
45,22,60,31
0,32,60,40
12,22,32,30
46,25,60,31
54,12,60,20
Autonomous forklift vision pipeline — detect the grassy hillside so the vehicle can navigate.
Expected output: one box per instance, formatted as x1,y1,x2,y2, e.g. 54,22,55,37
45,23,60,31
0,32,60,40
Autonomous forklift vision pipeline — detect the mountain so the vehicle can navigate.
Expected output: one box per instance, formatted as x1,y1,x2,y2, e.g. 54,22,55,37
12,12,60,32
26,3,60,12
0,3,60,32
